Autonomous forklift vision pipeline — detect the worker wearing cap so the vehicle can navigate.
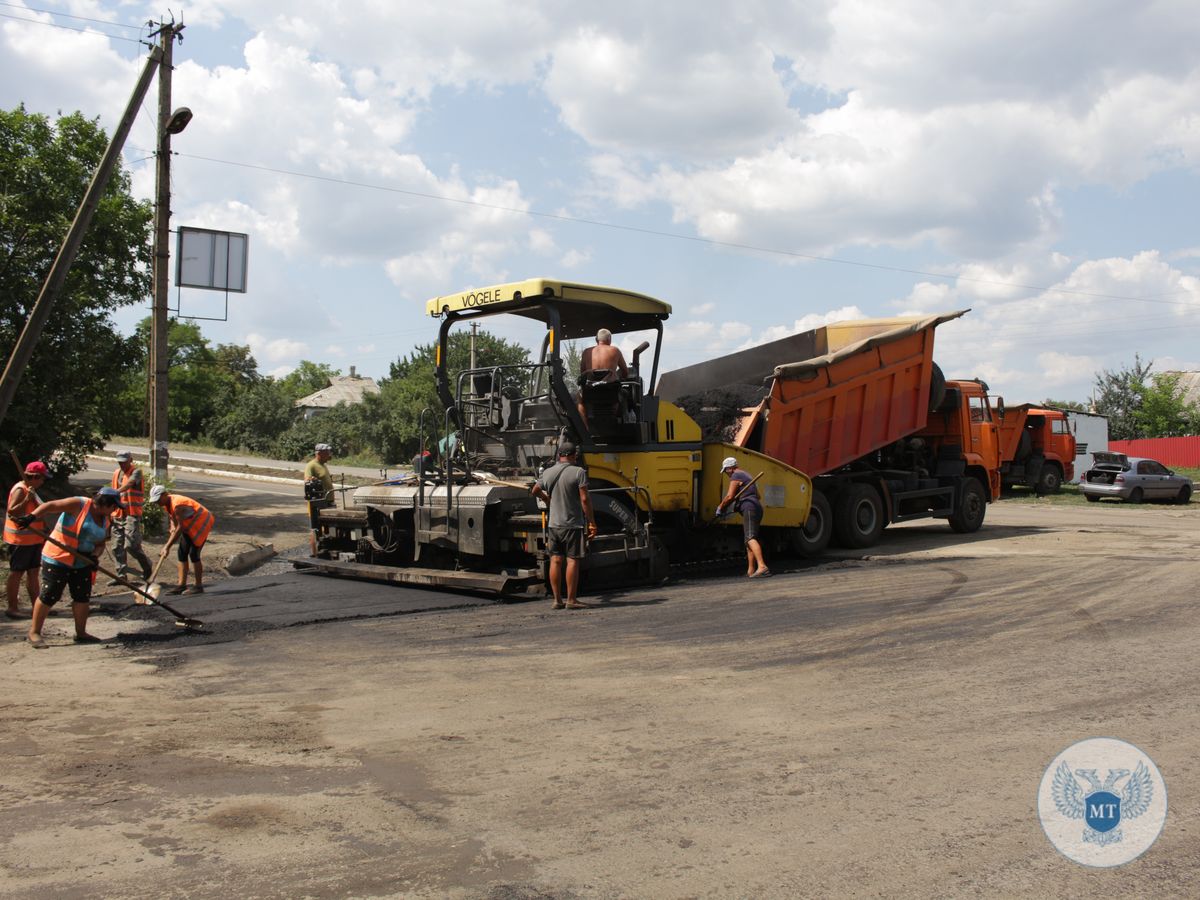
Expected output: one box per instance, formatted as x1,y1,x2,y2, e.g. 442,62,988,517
716,456,770,578
4,460,48,620
531,441,598,609
108,451,152,584
149,486,214,595
304,443,335,555
16,486,123,647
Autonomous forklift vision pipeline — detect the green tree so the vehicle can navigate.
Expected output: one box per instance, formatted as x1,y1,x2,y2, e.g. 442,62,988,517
370,329,529,463
0,106,152,473
1092,356,1153,440
1136,373,1200,438
272,402,373,462
279,361,339,401
206,379,295,453
214,343,261,387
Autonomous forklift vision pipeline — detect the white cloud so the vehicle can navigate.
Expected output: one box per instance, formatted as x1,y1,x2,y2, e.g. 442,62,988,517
560,248,591,269
745,305,866,347
248,333,308,364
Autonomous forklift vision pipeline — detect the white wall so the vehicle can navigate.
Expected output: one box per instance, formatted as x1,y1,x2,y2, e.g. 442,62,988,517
1067,412,1109,482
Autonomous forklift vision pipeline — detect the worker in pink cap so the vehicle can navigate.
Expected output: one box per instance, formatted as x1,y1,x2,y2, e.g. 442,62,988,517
4,461,48,619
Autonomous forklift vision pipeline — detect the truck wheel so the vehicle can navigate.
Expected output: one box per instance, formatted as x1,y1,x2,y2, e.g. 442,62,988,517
833,484,884,549
1035,465,1062,496
795,491,832,557
948,478,986,533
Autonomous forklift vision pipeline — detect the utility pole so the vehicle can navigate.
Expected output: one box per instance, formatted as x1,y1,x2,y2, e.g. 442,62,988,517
0,46,163,429
149,21,188,483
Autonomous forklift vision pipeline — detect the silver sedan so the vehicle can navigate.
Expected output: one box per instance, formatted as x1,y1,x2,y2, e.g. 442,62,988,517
1080,453,1192,503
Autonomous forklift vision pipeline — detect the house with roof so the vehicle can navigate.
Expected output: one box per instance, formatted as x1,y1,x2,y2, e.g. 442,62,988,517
295,366,380,419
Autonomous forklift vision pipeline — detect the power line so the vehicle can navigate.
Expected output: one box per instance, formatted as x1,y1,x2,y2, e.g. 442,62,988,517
0,1,145,31
0,10,146,44
156,149,1194,309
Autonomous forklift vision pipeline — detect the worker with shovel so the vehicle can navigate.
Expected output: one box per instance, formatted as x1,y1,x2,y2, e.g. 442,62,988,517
149,485,214,595
108,451,153,585
716,456,770,578
14,486,123,647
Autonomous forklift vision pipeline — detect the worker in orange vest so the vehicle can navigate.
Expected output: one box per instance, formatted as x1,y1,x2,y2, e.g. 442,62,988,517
149,485,214,595
4,460,48,619
109,450,153,584
15,486,123,647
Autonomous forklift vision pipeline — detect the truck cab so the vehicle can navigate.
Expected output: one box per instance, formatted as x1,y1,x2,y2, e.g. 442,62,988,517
993,404,1076,494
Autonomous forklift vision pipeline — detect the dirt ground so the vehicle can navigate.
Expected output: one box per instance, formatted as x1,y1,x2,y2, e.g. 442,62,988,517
1,496,1199,897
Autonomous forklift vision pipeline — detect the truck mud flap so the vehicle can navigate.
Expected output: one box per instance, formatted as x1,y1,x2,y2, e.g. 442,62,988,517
293,556,543,597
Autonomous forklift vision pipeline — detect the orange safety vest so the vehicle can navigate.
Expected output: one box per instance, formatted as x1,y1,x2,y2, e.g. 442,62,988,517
168,495,214,547
111,466,144,518
3,482,43,546
42,498,107,567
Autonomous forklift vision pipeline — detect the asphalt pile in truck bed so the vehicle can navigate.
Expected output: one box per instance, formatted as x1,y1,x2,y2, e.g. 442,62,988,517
672,385,766,443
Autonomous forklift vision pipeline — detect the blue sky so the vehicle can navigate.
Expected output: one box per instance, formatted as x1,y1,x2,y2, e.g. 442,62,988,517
2,0,1198,405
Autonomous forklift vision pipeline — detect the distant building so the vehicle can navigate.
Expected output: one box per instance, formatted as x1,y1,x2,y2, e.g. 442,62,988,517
295,366,380,420
1167,371,1200,408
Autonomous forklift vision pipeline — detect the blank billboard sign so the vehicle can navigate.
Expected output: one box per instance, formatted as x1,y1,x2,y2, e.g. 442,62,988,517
176,227,248,293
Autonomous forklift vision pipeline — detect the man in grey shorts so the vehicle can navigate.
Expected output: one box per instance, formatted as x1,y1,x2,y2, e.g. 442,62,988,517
531,441,598,609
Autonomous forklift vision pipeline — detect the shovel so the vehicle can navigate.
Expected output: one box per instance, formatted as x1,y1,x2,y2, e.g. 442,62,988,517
139,527,181,603
703,471,764,527
23,525,203,630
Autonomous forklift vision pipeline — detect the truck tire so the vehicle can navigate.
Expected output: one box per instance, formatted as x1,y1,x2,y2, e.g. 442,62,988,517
833,483,884,549
948,477,986,533
1035,464,1062,496
928,362,946,413
795,490,833,557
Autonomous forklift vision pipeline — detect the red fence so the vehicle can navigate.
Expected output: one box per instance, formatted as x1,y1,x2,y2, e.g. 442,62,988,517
1109,436,1200,467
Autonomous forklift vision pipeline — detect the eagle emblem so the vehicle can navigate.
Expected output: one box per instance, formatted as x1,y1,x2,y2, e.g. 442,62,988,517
1052,760,1154,846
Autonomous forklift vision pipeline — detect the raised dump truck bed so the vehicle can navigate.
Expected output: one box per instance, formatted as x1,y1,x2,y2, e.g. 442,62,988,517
659,310,1001,551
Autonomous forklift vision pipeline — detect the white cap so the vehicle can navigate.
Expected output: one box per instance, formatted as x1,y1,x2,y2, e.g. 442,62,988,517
149,485,167,503
315,443,332,452
721,456,738,471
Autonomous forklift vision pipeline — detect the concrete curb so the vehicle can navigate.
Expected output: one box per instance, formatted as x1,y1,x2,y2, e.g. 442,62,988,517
88,453,302,486
225,543,277,576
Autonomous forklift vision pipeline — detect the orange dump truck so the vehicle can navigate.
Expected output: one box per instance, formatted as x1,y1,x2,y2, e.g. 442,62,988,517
994,404,1076,494
657,311,1002,552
